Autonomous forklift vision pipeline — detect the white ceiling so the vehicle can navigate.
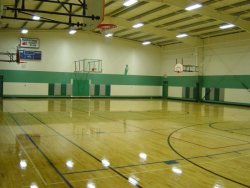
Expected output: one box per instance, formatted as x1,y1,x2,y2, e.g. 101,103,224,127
0,0,249,47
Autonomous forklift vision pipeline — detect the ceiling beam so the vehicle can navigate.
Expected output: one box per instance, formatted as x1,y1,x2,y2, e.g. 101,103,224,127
145,0,250,32
104,16,203,46
112,0,250,33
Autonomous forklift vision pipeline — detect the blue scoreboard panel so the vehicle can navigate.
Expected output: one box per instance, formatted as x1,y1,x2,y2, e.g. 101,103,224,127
19,50,42,60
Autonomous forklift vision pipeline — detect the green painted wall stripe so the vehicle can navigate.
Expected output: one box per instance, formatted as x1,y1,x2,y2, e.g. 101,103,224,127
193,87,198,100
205,88,210,100
0,70,162,86
168,76,198,87
61,84,67,96
185,87,190,98
86,73,162,86
105,85,111,96
214,88,220,101
1,70,249,89
162,81,168,98
48,83,54,96
0,70,72,84
95,85,100,96
202,75,250,89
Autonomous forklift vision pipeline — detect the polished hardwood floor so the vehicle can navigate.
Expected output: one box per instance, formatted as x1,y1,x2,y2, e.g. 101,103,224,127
0,99,249,188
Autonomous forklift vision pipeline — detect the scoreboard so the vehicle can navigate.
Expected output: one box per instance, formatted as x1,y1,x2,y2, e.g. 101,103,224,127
19,50,42,60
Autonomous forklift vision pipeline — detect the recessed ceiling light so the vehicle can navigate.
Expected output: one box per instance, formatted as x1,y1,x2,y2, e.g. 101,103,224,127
132,23,144,28
32,15,40,20
219,23,235,29
21,28,29,34
176,33,188,38
123,0,138,7
142,41,151,45
69,29,77,35
185,4,202,11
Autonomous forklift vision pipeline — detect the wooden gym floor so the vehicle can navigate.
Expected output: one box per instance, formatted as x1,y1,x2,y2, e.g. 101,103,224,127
0,98,249,188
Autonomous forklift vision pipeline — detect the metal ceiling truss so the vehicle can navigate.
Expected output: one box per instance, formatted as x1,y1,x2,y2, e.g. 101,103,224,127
1,0,101,28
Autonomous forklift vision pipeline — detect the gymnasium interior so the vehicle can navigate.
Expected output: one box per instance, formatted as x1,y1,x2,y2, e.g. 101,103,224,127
0,0,249,187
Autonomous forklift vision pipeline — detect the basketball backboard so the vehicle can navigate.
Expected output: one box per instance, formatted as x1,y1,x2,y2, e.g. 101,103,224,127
82,0,105,30
74,59,102,73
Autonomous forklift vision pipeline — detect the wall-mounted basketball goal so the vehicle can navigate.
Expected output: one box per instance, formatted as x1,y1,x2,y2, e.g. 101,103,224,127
174,58,199,73
74,59,102,73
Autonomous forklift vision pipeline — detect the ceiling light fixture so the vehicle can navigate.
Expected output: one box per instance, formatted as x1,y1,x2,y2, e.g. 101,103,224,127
32,15,40,21
185,3,202,11
123,0,138,7
69,29,77,35
21,28,29,34
142,41,151,45
133,23,144,28
219,23,235,29
176,33,188,38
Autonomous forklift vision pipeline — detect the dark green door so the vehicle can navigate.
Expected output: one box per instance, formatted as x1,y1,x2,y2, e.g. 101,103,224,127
73,80,90,96
162,81,168,98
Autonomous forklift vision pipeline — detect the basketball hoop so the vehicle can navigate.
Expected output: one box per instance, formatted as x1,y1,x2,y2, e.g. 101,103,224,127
174,63,184,73
96,24,117,34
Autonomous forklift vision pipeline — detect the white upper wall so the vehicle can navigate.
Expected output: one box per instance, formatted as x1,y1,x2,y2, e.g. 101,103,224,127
161,45,198,76
161,32,250,76
0,31,162,76
1,31,250,77
203,33,250,75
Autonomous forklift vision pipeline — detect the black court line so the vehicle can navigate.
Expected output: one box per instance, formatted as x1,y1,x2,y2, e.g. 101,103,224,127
209,123,250,137
113,147,250,169
172,136,250,149
27,112,143,188
8,113,74,188
60,146,250,175
63,168,108,175
226,127,250,131
189,128,250,143
167,122,250,188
